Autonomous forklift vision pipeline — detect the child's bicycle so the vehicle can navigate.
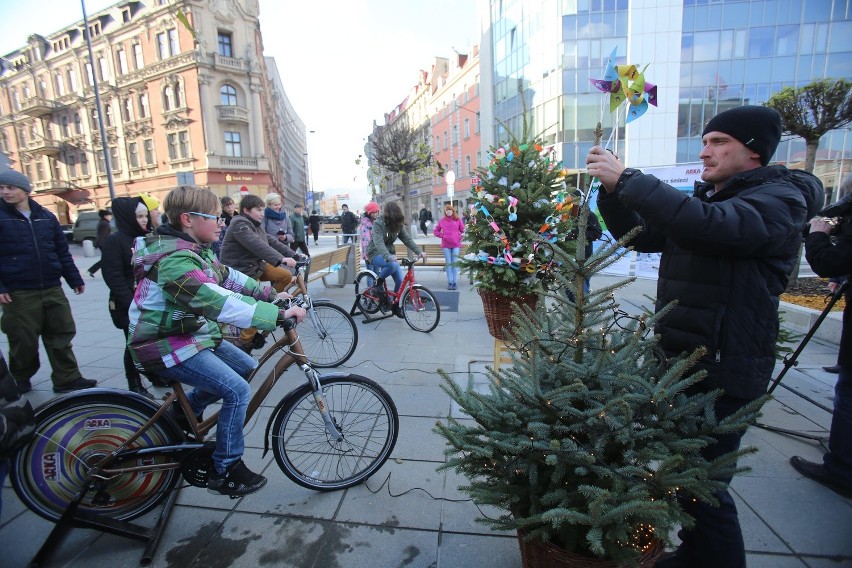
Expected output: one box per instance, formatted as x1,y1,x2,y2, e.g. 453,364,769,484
353,258,441,333
10,312,398,526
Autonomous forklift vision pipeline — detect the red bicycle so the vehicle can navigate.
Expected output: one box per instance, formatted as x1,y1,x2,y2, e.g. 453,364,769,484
354,258,441,333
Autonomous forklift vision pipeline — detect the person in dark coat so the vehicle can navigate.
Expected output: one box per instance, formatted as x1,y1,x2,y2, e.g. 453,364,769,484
418,205,433,236
586,106,823,568
87,208,112,276
0,168,96,394
100,197,155,399
340,204,359,244
212,195,236,257
791,174,852,499
308,209,321,245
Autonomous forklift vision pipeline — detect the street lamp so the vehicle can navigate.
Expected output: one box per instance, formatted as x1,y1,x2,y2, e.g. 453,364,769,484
444,170,455,210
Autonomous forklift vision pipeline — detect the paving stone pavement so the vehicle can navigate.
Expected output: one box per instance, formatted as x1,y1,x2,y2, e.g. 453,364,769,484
0,235,850,567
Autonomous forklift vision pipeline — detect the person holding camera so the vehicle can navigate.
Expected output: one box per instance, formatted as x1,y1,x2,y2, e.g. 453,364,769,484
587,105,823,568
790,175,852,499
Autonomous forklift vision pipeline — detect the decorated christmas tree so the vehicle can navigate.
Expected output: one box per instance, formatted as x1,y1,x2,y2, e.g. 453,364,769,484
458,127,578,298
436,193,765,564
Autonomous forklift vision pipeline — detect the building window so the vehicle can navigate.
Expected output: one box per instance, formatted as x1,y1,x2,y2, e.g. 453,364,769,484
174,84,184,108
85,62,94,86
218,31,233,57
133,43,144,69
55,73,65,96
156,29,179,60
475,112,480,133
464,118,470,139
122,98,133,122
35,160,45,181
121,8,131,23
111,146,121,172
443,131,448,150
167,131,189,160
163,87,174,111
90,108,98,129
465,155,471,176
104,103,113,127
67,154,77,178
96,149,106,173
98,56,110,81
73,112,82,134
38,77,47,98
79,154,89,176
117,49,128,75
224,131,241,157
220,84,237,106
143,138,154,165
12,90,20,111
138,93,149,117
67,67,78,91
60,116,70,137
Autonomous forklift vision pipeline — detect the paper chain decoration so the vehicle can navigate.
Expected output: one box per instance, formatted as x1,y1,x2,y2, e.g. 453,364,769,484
590,46,657,123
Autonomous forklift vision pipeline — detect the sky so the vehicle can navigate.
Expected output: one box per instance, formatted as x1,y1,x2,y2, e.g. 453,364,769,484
0,0,480,206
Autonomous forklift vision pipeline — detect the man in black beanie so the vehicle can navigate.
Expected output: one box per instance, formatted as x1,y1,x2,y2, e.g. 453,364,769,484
585,106,824,568
0,168,96,394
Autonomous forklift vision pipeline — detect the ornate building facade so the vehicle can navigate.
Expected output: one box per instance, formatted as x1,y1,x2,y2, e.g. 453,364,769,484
0,0,306,222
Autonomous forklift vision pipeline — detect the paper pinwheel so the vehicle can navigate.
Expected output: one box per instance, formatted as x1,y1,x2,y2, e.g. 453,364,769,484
590,47,657,123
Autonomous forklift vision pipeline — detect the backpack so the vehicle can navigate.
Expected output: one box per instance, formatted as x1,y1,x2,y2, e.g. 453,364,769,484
0,353,36,456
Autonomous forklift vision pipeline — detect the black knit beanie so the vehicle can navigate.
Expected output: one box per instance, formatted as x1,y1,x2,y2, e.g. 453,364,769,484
702,106,782,166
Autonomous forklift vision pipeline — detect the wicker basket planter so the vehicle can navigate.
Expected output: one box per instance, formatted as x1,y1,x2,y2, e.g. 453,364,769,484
517,533,664,568
478,289,538,340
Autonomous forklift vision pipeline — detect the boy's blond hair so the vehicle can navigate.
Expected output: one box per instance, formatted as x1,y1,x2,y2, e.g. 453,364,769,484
163,186,220,228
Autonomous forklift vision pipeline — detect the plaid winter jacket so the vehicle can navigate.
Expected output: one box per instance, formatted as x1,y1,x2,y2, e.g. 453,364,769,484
127,225,279,372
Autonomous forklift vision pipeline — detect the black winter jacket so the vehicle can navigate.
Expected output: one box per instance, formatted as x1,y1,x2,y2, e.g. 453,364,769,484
0,198,83,294
101,197,149,329
598,165,823,400
805,217,852,369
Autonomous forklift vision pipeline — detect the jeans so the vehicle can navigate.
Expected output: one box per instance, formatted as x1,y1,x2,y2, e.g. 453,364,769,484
675,395,750,568
157,341,257,473
342,234,354,244
370,256,403,294
825,366,852,482
442,247,460,285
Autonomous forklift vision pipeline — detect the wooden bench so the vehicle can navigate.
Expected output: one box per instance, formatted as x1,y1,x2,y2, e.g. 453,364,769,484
305,245,353,288
420,243,468,269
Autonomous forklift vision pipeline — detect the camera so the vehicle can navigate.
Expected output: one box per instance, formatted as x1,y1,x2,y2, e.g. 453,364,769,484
804,194,852,237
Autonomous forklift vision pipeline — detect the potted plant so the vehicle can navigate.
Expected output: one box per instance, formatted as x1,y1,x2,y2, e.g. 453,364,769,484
436,200,764,566
458,129,578,339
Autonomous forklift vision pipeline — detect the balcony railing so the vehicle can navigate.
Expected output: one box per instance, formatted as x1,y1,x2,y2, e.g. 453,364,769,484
213,53,246,73
216,105,249,124
32,179,72,194
208,155,269,171
25,136,62,156
20,96,63,118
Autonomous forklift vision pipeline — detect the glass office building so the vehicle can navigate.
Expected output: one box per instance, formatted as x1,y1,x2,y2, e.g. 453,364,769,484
483,0,851,197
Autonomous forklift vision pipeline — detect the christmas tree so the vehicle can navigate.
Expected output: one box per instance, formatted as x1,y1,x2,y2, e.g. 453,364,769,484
436,194,765,564
458,129,577,298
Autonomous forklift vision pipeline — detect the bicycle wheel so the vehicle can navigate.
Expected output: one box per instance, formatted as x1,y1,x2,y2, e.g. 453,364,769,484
401,284,441,333
299,301,358,368
269,375,399,491
11,391,183,522
354,270,381,314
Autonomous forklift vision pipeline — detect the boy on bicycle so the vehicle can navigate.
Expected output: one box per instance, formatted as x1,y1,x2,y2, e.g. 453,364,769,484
366,201,425,318
128,186,305,497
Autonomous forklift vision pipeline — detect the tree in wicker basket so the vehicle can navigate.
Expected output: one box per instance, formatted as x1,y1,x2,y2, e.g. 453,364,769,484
458,128,580,338
436,197,765,566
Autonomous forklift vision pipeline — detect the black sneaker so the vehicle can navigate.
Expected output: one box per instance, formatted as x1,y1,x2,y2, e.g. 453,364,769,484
16,380,32,394
207,459,267,497
53,377,97,393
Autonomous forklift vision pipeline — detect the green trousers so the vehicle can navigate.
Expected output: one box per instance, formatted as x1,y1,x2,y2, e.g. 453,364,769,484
0,287,83,386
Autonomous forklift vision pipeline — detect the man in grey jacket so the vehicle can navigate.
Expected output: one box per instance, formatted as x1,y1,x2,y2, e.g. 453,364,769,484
586,106,822,568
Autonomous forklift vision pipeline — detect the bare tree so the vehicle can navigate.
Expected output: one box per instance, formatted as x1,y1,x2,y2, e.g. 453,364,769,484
765,78,852,173
368,117,432,222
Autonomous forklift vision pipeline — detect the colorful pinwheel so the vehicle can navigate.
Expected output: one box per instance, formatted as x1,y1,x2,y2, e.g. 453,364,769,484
590,47,657,123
